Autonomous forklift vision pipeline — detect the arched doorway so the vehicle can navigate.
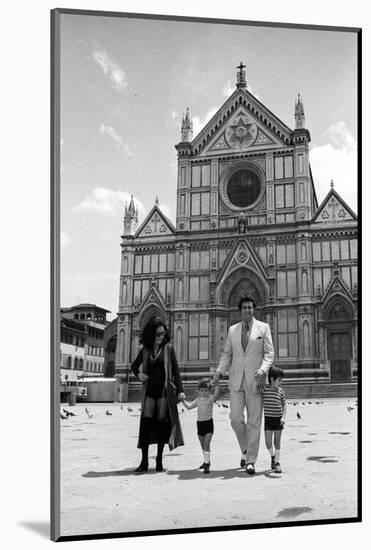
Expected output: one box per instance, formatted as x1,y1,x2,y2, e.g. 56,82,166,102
218,267,268,326
324,298,354,382
105,335,117,377
139,305,166,330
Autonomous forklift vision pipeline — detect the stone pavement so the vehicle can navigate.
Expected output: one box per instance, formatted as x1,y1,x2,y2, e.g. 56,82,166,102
60,397,358,537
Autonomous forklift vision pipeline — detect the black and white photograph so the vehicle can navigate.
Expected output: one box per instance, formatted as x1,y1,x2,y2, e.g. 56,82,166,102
52,8,360,542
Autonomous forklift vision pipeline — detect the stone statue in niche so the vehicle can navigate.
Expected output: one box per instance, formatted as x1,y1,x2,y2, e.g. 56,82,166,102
269,247,274,265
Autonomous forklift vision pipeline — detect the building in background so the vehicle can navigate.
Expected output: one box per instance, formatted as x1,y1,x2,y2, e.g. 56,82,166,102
61,304,110,378
60,317,86,382
114,64,358,399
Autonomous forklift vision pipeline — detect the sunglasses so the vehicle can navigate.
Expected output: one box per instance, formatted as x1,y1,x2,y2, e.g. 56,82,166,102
156,331,165,337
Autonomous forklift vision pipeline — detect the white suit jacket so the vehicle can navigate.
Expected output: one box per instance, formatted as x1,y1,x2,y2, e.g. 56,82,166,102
217,319,274,391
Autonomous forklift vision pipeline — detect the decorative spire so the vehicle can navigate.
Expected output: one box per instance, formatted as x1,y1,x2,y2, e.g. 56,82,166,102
330,179,334,189
128,194,135,214
181,107,193,142
295,93,305,129
236,61,246,88
123,194,138,235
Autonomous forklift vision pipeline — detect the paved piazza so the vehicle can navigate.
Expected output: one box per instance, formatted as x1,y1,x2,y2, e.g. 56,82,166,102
60,397,358,537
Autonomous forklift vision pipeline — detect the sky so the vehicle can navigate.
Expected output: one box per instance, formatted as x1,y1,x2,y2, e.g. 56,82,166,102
60,13,358,319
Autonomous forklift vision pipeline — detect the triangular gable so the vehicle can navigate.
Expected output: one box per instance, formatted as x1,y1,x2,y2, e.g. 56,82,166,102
312,188,357,224
192,87,293,156
135,205,176,238
138,284,166,315
321,274,354,304
217,238,268,285
203,106,285,157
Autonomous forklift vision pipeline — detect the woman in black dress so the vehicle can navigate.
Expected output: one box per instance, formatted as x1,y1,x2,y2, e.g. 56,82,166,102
131,316,185,472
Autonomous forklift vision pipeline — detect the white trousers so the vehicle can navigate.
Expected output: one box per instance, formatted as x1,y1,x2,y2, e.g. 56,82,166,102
229,374,263,463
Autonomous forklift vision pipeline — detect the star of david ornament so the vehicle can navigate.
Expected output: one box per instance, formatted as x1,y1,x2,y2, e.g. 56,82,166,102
226,115,257,148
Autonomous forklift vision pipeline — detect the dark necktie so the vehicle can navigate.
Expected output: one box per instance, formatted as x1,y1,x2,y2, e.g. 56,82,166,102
241,322,250,352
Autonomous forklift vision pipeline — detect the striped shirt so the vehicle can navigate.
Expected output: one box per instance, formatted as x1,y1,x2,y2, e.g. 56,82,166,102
262,386,286,417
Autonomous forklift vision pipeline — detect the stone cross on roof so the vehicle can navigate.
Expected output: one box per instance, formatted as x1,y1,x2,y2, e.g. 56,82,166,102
236,61,247,88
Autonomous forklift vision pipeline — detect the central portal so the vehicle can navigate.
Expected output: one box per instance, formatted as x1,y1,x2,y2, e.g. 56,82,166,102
225,270,266,326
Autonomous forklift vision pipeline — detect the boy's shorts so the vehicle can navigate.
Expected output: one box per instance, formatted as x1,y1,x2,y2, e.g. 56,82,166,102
197,419,214,436
264,416,283,431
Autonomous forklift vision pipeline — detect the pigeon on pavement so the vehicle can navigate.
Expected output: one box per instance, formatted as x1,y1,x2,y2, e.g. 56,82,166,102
296,412,301,419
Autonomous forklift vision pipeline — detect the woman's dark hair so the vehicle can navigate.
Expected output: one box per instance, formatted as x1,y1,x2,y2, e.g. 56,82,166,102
238,295,257,311
198,377,212,390
140,316,170,349
268,366,284,383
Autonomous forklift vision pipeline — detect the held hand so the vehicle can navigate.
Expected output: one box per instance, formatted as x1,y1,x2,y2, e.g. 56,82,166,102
254,369,266,387
280,418,286,427
138,372,148,382
178,392,185,401
214,371,223,384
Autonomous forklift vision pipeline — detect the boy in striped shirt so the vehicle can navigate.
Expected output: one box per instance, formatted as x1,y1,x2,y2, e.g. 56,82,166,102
259,366,287,473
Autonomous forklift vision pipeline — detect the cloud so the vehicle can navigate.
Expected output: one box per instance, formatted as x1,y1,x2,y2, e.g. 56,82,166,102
310,122,357,212
61,231,70,248
100,124,135,158
192,107,219,137
74,188,146,220
324,121,356,153
92,49,127,91
223,81,235,98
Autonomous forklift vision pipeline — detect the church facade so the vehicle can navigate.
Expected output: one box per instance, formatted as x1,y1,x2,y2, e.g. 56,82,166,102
114,64,358,398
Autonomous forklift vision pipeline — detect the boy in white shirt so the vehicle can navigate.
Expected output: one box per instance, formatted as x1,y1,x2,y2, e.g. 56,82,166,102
182,378,219,474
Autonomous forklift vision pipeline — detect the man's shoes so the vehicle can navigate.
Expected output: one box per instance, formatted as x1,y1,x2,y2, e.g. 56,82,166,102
199,462,206,470
271,455,276,470
240,451,247,468
246,463,255,475
274,462,282,473
204,462,210,474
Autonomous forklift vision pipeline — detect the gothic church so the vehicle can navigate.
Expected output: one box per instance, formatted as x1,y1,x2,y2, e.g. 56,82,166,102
114,63,358,398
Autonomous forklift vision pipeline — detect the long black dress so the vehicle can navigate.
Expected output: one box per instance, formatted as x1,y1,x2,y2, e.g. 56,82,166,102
131,343,184,450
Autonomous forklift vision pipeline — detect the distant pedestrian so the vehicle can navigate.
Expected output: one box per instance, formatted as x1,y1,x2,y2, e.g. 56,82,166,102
259,366,287,473
131,316,185,473
182,378,219,474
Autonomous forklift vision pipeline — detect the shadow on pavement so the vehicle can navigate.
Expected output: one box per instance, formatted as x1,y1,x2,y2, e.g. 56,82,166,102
165,468,270,480
82,468,159,478
276,506,313,518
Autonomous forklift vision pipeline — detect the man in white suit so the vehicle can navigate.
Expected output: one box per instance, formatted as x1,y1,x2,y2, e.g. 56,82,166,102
214,295,274,474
